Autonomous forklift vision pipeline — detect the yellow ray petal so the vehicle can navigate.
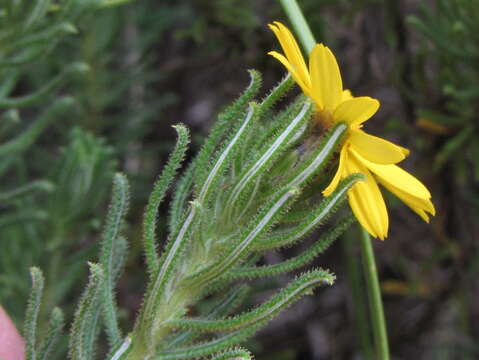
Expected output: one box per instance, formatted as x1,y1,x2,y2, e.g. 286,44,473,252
380,179,435,222
353,152,435,222
269,22,311,91
398,145,410,157
271,22,309,80
357,155,432,200
349,130,408,164
268,51,312,97
333,97,380,127
381,175,435,214
323,145,348,196
346,153,389,240
414,209,431,223
309,44,343,111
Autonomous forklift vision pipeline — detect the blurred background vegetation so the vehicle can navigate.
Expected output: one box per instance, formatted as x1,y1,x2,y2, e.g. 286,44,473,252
1,0,478,359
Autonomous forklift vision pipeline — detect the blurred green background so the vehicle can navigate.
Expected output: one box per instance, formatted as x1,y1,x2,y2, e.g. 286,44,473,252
1,0,478,359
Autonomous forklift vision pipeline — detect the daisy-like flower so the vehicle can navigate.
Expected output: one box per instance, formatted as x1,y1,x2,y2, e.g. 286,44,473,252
269,21,435,239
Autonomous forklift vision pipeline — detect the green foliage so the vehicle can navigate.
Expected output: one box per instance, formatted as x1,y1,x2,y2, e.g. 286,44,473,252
125,72,355,358
0,0,134,326
10,1,364,358
19,65,359,358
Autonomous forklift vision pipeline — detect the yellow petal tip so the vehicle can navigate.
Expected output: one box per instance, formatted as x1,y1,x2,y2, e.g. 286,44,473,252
377,231,388,240
430,202,436,216
364,228,387,240
322,189,332,197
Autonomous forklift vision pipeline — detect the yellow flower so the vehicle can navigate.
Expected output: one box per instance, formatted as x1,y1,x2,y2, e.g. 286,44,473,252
269,21,435,239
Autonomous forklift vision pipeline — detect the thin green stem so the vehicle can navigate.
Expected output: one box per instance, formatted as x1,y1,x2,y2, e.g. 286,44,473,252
343,230,374,360
359,227,390,360
278,0,316,53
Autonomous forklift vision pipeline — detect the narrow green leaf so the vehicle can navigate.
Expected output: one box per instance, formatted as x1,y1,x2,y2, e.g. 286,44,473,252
167,285,249,348
100,173,130,347
0,210,48,228
259,73,294,113
193,70,261,193
23,0,51,30
0,180,54,202
6,22,77,53
107,337,132,360
0,97,74,157
144,124,190,274
0,72,20,98
69,263,105,360
254,174,362,251
225,101,312,214
249,95,306,152
84,308,102,360
230,216,354,279
168,161,196,235
24,267,44,360
285,122,348,188
154,327,259,360
168,269,334,333
210,347,253,360
38,307,64,360
197,104,258,204
0,47,46,67
0,63,88,108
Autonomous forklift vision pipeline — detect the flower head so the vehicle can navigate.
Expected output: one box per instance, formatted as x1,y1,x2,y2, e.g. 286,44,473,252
269,21,435,239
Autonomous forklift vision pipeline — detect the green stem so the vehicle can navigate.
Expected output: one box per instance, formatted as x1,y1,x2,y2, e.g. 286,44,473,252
278,0,316,53
359,227,390,360
343,230,374,359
